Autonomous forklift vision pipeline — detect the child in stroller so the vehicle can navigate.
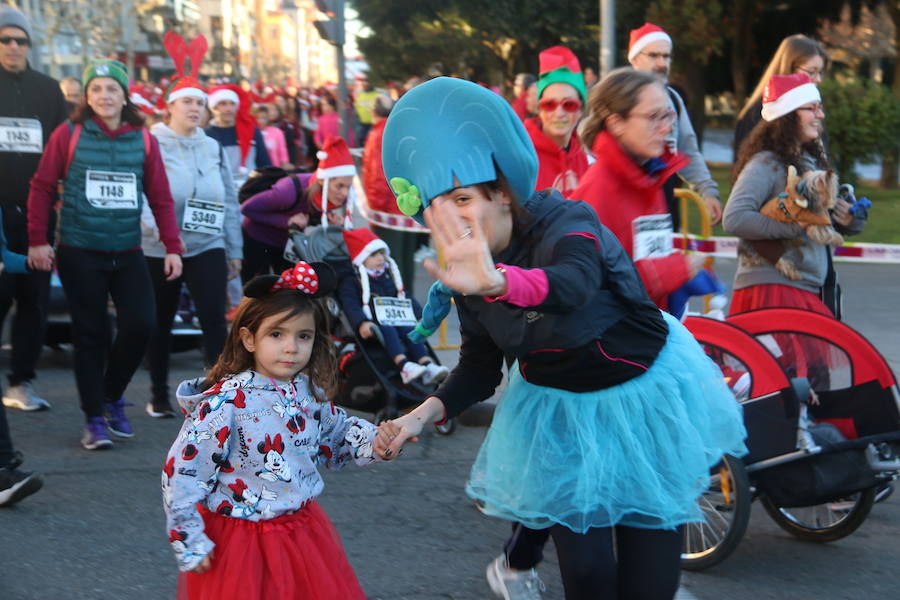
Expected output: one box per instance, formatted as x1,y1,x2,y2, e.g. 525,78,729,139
285,223,455,432
337,228,449,385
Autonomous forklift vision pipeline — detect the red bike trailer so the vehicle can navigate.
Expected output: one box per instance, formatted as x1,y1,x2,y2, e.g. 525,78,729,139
680,310,900,571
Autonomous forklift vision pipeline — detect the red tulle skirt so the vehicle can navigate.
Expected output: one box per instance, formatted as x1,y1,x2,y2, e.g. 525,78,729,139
177,501,366,600
729,284,835,380
728,283,833,317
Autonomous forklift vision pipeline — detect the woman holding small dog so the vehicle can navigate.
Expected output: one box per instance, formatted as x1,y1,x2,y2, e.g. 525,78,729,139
724,73,862,317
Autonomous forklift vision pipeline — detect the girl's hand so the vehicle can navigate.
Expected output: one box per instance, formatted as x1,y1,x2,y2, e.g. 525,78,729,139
383,396,446,457
422,198,506,297
191,549,214,573
27,244,55,271
374,420,412,460
164,253,183,281
358,321,376,339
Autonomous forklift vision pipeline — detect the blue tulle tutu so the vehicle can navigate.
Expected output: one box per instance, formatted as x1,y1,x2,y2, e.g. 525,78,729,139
466,311,748,533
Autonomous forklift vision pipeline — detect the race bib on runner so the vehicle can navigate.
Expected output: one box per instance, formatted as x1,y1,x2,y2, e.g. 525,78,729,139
372,297,417,327
182,198,225,234
632,214,674,261
85,170,138,209
0,117,42,153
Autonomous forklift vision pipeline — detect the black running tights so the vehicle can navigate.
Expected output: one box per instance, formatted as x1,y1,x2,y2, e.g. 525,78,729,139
505,522,683,600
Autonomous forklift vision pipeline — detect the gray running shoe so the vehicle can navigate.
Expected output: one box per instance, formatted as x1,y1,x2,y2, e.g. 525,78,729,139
486,555,545,600
2,382,51,411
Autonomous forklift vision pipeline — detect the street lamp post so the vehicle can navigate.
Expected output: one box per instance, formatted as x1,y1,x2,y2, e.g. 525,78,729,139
314,0,350,142
600,0,615,77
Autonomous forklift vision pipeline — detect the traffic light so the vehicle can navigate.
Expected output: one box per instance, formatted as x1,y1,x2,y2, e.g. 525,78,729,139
314,0,345,46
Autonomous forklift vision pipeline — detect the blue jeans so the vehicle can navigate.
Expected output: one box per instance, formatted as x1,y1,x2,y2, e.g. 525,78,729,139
380,324,427,363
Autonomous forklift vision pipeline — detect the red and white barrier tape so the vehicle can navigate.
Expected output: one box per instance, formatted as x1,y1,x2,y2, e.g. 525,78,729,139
674,235,900,264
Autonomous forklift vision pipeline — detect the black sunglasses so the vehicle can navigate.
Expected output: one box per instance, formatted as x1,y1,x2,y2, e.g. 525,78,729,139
0,36,30,46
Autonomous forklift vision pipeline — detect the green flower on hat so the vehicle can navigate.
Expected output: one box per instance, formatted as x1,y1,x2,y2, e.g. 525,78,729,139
390,177,423,217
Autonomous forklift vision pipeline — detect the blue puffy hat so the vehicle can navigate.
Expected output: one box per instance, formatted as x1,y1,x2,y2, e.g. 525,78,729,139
382,77,538,224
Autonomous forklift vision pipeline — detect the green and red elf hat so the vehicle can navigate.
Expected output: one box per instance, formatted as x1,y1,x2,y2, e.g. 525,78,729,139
536,46,587,104
162,31,208,104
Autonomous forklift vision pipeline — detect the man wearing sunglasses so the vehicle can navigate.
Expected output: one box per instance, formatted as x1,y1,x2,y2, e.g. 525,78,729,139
0,4,66,507
523,46,589,200
0,4,68,415
628,22,722,228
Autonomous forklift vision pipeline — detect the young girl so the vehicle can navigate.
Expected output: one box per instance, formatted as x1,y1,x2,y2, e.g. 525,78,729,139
162,260,389,600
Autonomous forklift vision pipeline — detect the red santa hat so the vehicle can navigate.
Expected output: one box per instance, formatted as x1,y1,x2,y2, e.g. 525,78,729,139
341,228,405,318
208,84,255,168
761,73,821,122
628,22,672,61
316,136,357,228
130,86,156,116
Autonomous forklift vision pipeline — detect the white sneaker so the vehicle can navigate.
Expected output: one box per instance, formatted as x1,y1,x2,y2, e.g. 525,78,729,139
486,555,545,600
422,362,450,385
2,382,51,411
400,361,427,384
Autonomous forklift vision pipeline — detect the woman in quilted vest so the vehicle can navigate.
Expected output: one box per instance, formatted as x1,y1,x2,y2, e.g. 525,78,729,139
26,59,182,451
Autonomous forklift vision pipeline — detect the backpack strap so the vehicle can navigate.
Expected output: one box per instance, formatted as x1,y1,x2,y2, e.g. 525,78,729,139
63,122,82,179
142,126,151,156
667,87,682,119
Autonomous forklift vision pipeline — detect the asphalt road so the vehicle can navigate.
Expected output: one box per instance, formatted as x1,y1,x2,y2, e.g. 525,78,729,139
1,259,898,600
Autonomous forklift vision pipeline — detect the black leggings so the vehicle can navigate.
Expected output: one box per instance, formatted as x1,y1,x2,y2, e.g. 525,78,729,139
56,246,156,419
146,249,228,404
506,522,683,600
0,269,51,386
240,231,291,283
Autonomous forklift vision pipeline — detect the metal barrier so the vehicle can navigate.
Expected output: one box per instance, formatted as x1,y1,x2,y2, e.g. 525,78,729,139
433,247,459,350
675,188,715,312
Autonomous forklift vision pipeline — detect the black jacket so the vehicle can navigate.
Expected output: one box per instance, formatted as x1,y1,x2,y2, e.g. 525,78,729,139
0,64,68,252
436,191,668,419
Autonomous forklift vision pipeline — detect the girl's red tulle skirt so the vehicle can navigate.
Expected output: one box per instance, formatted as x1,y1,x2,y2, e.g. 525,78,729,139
729,283,834,380
177,501,366,600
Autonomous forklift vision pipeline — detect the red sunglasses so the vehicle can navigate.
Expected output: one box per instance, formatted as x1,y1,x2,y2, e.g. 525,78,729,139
538,98,582,113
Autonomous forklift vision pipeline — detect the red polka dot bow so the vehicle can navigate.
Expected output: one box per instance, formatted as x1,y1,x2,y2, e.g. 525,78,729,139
271,262,320,294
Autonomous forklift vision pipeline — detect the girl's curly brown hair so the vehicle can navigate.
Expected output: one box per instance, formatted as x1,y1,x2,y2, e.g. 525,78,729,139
733,111,829,182
204,291,337,402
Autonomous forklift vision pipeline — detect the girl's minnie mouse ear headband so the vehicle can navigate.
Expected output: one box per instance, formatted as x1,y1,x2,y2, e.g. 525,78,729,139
243,261,337,299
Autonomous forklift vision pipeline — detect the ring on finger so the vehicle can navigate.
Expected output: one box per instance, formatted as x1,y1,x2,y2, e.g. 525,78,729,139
458,227,473,240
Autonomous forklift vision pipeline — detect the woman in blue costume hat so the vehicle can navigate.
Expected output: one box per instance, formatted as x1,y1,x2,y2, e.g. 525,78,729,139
377,77,746,600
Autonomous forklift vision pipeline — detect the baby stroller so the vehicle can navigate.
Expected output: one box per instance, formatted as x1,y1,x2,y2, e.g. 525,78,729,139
680,308,900,570
286,225,456,435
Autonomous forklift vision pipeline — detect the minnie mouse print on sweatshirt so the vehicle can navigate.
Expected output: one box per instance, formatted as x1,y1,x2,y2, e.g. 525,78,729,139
162,369,379,571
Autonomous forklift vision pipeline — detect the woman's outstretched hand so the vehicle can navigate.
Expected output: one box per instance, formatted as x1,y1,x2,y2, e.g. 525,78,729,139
422,198,506,297
375,397,446,459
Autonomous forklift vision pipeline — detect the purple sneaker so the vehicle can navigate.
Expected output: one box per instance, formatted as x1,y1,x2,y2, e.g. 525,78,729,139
82,417,113,450
104,398,134,438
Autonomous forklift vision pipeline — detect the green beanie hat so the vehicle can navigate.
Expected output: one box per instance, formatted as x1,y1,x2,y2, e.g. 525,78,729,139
536,46,587,104
82,59,129,94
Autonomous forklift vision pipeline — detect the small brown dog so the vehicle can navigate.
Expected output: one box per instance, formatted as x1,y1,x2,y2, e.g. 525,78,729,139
743,165,844,280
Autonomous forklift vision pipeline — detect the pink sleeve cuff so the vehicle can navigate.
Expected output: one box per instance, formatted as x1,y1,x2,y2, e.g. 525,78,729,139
483,264,549,307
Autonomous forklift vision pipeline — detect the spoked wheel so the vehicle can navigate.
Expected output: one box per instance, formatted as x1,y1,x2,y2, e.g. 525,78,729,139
433,418,456,436
681,454,752,571
760,488,876,543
